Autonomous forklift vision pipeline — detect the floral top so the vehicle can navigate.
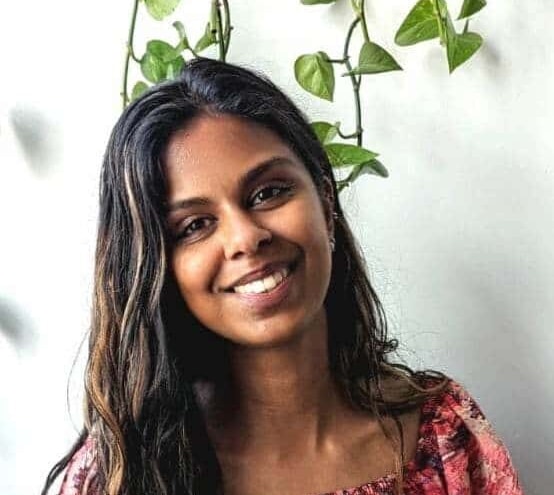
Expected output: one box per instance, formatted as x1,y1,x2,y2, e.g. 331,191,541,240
57,379,524,495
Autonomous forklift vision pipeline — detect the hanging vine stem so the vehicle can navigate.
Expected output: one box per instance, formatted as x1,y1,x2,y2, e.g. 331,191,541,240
214,0,232,61
299,0,386,191
357,0,371,44
325,2,369,147
333,17,364,193
214,1,225,60
342,0,382,188
343,17,363,147
222,0,232,58
121,0,140,109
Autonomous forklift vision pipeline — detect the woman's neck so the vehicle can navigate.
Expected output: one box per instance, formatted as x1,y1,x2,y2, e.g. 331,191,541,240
195,311,352,459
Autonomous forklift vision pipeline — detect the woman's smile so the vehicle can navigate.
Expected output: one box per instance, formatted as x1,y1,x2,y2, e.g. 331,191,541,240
220,259,299,314
218,259,295,293
164,113,333,347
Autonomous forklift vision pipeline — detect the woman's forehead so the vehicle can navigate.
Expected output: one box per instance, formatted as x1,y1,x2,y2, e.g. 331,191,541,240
165,114,293,163
163,114,306,193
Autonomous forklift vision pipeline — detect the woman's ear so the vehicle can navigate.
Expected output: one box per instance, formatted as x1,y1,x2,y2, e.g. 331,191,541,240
320,176,336,237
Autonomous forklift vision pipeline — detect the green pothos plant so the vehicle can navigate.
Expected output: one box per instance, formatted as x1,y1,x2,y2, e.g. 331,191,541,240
122,0,231,107
121,0,486,190
295,0,486,190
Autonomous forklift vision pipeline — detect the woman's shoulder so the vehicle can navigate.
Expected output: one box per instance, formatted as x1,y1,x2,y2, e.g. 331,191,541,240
409,375,525,494
57,434,99,495
418,374,487,417
419,375,506,445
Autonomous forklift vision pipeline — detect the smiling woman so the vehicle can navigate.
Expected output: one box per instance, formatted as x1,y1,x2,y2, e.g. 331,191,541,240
42,59,523,495
165,116,333,348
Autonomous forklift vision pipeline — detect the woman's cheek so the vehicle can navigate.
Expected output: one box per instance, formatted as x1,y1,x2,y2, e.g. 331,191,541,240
172,246,219,294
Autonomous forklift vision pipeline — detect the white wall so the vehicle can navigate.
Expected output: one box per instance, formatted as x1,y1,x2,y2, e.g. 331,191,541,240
0,1,552,494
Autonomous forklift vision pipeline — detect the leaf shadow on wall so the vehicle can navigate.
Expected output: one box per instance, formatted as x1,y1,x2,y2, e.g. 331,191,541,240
0,296,36,353
8,104,62,177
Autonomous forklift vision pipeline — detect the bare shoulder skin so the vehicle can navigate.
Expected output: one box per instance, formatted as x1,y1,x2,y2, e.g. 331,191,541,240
197,380,422,495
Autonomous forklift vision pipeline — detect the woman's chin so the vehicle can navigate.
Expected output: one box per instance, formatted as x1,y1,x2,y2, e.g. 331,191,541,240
224,308,327,351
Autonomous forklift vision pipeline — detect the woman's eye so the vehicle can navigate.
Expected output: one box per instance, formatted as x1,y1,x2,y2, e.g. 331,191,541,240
177,217,214,241
250,184,292,206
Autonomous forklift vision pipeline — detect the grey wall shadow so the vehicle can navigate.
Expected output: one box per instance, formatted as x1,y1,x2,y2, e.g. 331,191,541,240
0,296,36,352
8,104,62,177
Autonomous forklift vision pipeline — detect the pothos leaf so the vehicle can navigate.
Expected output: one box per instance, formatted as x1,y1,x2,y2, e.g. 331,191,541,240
140,43,185,83
446,31,483,72
146,40,180,62
131,81,149,101
395,0,440,46
166,56,185,79
346,41,402,75
358,159,389,178
324,143,378,168
458,0,486,20
141,52,167,83
311,121,340,144
294,52,335,101
337,159,388,191
144,0,180,21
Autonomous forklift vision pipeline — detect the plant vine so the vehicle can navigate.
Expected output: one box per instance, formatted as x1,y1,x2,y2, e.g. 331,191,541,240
121,0,231,109
296,0,487,190
121,0,487,190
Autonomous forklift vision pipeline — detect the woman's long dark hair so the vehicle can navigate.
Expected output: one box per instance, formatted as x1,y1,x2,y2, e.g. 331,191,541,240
43,58,447,495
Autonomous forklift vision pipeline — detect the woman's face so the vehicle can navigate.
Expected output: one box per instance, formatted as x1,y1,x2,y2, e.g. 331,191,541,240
164,114,333,348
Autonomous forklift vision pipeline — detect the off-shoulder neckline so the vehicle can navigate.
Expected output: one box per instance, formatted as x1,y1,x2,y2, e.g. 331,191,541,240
317,377,451,495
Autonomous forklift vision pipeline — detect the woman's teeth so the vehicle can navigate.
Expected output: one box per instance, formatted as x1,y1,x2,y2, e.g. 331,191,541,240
233,267,290,294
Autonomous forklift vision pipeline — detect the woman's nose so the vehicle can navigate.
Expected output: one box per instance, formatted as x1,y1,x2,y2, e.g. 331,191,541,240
221,210,272,260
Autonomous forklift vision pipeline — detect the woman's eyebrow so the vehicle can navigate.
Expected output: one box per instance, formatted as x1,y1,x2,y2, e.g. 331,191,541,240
166,155,296,213
167,196,212,213
238,155,296,191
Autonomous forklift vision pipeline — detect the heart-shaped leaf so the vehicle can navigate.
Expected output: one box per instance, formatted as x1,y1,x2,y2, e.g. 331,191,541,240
311,121,340,144
141,47,184,83
346,41,402,75
395,0,440,46
144,0,180,21
458,0,486,19
294,52,335,101
446,31,483,72
324,143,378,168
131,81,149,101
141,53,167,83
146,40,180,63
166,56,185,79
358,159,389,178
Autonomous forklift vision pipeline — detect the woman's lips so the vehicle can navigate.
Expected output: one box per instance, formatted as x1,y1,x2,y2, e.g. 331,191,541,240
221,260,292,292
226,263,296,313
